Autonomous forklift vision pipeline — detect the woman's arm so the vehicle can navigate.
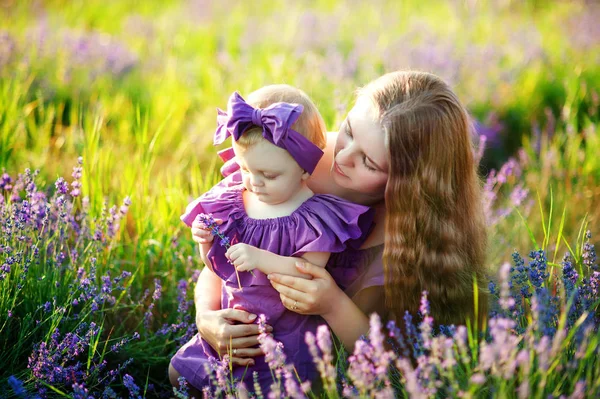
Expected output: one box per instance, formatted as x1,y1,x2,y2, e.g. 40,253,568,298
194,266,221,316
194,267,270,365
268,261,385,350
198,243,213,270
191,215,273,366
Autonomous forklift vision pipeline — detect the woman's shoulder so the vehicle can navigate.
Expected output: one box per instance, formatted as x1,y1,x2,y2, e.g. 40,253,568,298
326,243,383,290
306,193,372,213
306,133,346,197
331,244,385,298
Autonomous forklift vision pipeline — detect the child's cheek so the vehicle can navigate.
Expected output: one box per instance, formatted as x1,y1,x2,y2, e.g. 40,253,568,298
242,176,252,191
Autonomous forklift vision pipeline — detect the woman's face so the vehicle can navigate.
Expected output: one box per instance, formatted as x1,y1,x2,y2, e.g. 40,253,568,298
332,97,389,199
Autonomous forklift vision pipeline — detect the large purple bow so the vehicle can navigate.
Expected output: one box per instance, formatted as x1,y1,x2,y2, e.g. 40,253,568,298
213,92,324,174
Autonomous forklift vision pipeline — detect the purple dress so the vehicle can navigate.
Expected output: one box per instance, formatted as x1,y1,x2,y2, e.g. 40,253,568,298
171,173,375,394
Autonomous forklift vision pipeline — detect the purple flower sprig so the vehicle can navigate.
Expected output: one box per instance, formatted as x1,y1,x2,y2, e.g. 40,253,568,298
195,212,249,289
195,213,231,247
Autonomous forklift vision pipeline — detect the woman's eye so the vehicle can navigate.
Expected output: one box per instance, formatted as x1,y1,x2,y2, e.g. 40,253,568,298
363,156,376,172
345,124,352,137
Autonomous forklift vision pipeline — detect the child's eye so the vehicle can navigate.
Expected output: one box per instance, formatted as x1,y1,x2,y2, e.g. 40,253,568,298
263,174,278,180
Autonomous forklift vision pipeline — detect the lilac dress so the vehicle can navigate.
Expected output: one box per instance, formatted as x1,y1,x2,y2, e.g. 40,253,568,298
171,173,375,393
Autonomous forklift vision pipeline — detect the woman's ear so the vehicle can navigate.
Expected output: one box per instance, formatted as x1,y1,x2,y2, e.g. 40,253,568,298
301,171,310,181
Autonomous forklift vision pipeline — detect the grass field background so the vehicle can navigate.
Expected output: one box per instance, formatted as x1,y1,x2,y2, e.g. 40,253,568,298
1,0,600,397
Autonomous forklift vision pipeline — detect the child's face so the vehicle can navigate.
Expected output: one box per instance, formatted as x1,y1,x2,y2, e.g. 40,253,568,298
233,140,309,205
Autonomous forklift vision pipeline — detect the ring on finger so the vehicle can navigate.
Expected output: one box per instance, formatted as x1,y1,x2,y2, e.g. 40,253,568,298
292,300,298,310
233,348,237,356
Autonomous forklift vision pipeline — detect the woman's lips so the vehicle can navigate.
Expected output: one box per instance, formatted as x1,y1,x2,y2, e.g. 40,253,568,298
334,162,348,177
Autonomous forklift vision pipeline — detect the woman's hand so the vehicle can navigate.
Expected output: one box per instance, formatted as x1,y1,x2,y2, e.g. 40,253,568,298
268,261,343,318
196,308,272,367
191,218,223,244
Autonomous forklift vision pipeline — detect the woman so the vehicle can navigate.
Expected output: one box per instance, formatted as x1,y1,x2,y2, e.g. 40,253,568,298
175,70,487,373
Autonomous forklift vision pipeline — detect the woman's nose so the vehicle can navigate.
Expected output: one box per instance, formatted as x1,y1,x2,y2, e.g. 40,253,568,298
336,145,355,167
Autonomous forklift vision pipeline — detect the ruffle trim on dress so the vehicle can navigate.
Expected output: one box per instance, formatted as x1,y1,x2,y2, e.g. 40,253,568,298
181,182,375,285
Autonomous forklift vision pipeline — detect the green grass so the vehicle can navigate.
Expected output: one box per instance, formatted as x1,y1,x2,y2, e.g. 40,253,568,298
1,0,599,397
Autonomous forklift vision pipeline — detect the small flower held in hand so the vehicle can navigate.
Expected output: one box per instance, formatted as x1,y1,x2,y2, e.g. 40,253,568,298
225,243,264,273
195,213,249,290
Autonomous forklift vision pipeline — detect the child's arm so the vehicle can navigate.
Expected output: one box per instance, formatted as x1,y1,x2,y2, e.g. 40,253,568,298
259,250,330,277
226,243,329,278
192,216,224,271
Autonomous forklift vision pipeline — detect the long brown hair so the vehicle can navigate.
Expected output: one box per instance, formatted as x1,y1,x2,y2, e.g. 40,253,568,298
361,71,487,326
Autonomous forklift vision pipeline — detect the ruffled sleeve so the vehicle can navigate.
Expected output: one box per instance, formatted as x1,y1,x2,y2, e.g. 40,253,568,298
217,147,241,178
290,195,375,258
180,174,244,227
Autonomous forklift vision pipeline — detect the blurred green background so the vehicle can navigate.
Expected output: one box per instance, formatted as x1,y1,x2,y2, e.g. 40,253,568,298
1,0,599,394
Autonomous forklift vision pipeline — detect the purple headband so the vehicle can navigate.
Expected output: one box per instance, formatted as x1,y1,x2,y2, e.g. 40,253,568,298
213,91,324,174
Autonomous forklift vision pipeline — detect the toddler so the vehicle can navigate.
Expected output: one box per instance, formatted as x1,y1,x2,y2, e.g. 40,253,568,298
170,85,374,393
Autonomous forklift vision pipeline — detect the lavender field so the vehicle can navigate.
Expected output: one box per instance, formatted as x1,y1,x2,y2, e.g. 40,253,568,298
1,0,600,397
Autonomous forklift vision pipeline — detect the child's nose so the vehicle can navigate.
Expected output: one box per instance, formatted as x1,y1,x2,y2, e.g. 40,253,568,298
250,174,264,186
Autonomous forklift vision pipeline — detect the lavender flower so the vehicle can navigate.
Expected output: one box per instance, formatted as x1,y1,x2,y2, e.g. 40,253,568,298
110,331,140,353
0,172,13,191
569,380,587,399
305,325,336,392
396,358,427,399
72,382,93,399
473,115,503,149
582,231,597,271
530,288,559,337
122,374,142,399
173,376,190,399
0,31,16,68
474,134,487,165
258,315,286,371
143,278,162,330
120,196,131,215
562,252,579,299
478,317,520,379
8,376,27,397
55,177,69,195
71,160,83,198
418,292,434,350
195,212,247,288
345,313,398,397
498,262,516,311
528,249,549,291
195,213,228,247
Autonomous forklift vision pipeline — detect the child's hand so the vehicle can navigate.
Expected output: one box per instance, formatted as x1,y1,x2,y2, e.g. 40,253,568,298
191,217,223,244
226,243,263,272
